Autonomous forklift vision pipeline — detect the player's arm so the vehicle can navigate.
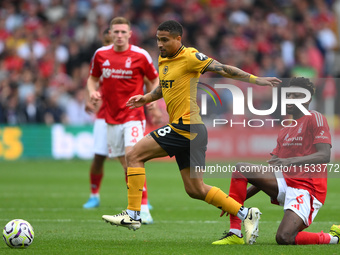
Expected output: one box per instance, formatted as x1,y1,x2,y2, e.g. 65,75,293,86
144,76,159,93
245,155,278,200
267,143,331,166
206,60,281,87
87,75,101,107
85,89,98,114
143,76,163,125
126,83,162,109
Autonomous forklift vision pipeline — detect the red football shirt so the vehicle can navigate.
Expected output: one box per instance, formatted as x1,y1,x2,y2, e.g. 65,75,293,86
90,44,158,124
271,111,332,204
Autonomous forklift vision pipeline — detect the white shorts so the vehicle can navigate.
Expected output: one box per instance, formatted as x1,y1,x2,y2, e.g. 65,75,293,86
275,171,323,226
93,118,108,156
107,120,145,158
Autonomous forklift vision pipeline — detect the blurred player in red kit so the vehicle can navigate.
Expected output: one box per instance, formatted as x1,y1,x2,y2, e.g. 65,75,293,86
86,18,160,224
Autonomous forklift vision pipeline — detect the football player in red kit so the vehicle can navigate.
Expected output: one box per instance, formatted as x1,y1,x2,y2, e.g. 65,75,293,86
87,18,159,224
214,77,339,245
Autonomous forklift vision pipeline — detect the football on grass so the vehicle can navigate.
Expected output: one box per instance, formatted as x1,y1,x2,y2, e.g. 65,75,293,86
3,219,34,248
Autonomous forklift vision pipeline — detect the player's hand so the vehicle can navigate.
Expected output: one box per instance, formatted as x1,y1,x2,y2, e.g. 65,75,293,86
85,101,96,114
219,210,229,217
126,95,146,109
89,91,102,107
267,157,291,167
147,102,163,125
255,77,282,87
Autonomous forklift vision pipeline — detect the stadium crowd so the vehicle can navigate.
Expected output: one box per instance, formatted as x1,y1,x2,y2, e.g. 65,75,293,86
0,0,339,126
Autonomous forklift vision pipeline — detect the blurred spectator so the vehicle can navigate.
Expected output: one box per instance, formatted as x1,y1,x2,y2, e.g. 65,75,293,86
18,69,35,103
22,92,45,123
17,32,46,61
44,92,66,125
0,0,338,126
4,2,23,32
3,95,26,125
65,88,93,125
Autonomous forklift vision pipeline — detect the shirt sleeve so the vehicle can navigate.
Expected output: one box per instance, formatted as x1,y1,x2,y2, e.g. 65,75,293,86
141,51,158,81
89,51,102,78
186,48,213,74
311,112,332,146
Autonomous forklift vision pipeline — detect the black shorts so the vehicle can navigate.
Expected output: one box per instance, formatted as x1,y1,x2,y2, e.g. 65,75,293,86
150,121,207,170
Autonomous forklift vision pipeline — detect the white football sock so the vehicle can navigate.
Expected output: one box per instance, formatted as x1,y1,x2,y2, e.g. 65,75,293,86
141,204,150,213
237,206,249,221
126,209,141,221
329,234,339,244
229,228,242,237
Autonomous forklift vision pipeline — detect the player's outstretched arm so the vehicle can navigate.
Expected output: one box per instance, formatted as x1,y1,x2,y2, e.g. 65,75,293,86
127,84,163,109
206,60,282,87
268,143,331,167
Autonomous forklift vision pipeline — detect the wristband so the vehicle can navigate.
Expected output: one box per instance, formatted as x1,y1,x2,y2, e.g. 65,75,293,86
249,75,258,84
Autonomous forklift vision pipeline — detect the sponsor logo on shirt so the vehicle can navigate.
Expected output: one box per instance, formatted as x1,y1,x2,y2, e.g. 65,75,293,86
315,130,329,139
102,68,133,79
160,79,174,88
285,136,303,142
283,134,303,146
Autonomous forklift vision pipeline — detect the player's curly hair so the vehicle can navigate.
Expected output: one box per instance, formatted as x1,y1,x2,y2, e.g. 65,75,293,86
157,20,183,37
288,77,315,96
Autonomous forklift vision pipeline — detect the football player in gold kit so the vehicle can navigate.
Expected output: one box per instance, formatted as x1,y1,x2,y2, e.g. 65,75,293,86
101,20,281,244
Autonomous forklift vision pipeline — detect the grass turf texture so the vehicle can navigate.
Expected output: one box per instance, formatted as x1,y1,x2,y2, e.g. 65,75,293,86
0,160,339,255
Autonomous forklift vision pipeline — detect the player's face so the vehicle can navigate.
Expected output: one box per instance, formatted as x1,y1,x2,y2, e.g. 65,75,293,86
156,30,181,58
110,24,131,48
286,88,310,115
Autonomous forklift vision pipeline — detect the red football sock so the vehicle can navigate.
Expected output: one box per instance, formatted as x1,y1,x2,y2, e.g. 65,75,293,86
90,173,103,194
229,171,248,230
295,231,331,245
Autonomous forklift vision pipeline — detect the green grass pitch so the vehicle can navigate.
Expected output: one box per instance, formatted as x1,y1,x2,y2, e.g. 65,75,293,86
1,160,339,254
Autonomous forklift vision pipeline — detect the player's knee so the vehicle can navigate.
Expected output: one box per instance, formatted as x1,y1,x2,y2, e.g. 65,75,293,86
126,148,138,165
235,162,246,172
233,163,246,179
276,231,295,245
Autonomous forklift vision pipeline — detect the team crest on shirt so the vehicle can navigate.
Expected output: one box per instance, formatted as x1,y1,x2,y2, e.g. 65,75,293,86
297,123,303,133
125,57,132,68
195,52,208,61
163,66,168,74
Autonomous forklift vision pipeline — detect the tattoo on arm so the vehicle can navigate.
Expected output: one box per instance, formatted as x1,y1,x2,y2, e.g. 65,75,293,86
150,85,163,101
206,60,250,81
